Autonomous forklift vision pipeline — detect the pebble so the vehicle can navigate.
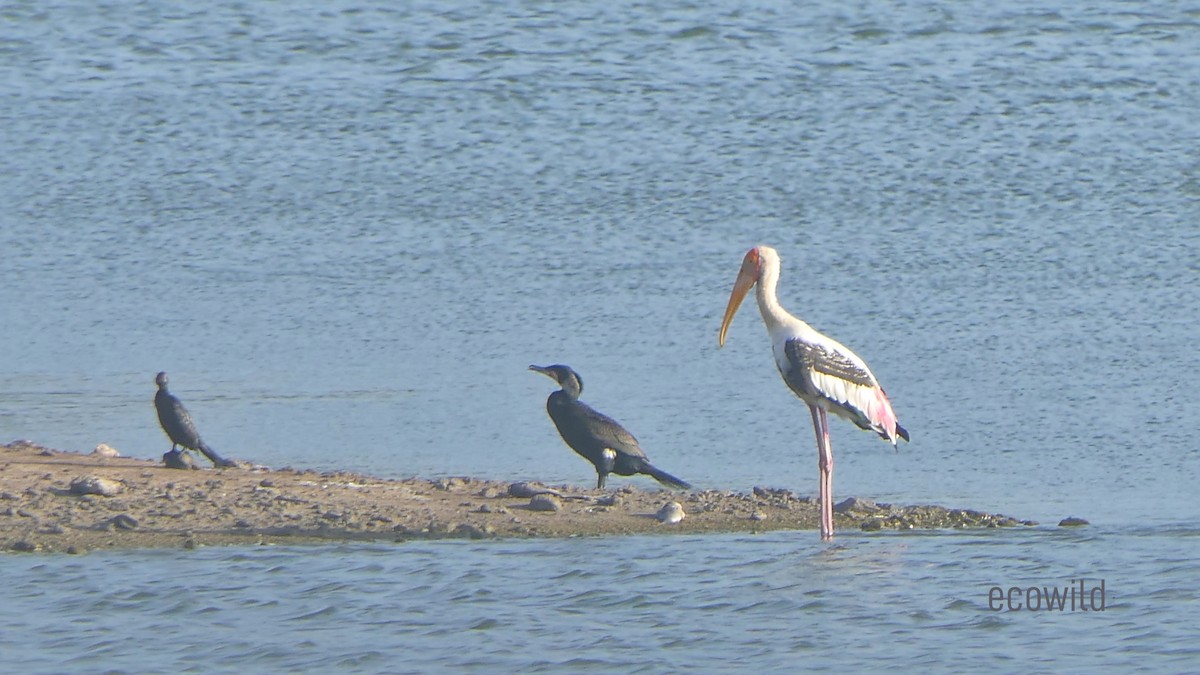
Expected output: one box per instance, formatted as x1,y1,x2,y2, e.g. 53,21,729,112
834,497,879,514
453,523,493,539
752,486,796,500
109,514,138,530
595,494,623,507
162,450,200,470
91,443,120,458
528,494,562,512
69,476,122,497
434,477,466,491
509,481,558,498
656,501,685,524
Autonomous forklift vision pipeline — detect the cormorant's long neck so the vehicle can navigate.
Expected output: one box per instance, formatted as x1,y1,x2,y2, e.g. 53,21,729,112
558,375,582,400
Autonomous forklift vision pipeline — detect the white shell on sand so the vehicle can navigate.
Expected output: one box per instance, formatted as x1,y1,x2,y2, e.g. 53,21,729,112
68,476,122,497
656,501,685,524
91,444,120,458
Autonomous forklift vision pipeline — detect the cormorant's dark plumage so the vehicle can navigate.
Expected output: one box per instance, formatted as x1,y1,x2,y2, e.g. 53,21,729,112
529,364,691,490
155,372,235,468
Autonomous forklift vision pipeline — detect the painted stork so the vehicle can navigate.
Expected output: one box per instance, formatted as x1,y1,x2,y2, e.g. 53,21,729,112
155,372,237,468
717,246,908,539
530,364,692,490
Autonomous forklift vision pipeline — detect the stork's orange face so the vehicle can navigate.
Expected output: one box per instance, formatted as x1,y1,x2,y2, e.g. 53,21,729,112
718,247,762,347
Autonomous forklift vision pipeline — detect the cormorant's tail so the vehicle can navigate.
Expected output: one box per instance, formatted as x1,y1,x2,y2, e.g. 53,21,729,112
642,463,692,490
197,441,237,468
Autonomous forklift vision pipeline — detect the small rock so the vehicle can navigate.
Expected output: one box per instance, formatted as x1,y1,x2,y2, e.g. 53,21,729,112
509,481,555,498
11,541,39,552
834,497,878,514
528,493,562,512
234,519,252,529
1058,516,1090,527
596,494,623,507
453,523,492,539
477,486,504,499
0,492,17,501
752,486,796,501
163,450,200,470
656,501,685,524
69,476,122,497
749,509,767,522
39,524,65,535
66,545,83,555
259,478,276,488
861,518,884,532
110,514,138,530
91,443,120,458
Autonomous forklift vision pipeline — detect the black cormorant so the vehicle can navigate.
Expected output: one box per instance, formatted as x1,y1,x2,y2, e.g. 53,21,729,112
529,364,691,490
154,372,236,468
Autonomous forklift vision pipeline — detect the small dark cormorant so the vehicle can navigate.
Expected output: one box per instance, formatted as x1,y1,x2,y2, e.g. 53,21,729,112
529,364,691,490
154,372,236,468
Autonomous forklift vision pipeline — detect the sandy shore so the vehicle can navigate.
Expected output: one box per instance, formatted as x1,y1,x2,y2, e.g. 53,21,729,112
0,441,1038,553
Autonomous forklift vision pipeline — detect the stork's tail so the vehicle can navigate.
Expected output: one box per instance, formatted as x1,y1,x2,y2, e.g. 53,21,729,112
197,441,238,468
642,463,692,490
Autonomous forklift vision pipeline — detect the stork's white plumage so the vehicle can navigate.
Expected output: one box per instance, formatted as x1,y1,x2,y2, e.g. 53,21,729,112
718,245,909,540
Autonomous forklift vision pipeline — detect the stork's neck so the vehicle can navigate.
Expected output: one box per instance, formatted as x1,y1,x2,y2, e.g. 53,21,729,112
755,259,808,336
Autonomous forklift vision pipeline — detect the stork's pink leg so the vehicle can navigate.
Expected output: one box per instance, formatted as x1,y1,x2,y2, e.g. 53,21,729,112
809,404,835,540
819,407,834,539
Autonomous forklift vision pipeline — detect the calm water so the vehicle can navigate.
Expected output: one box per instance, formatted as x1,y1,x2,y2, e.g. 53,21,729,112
1,0,1198,671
